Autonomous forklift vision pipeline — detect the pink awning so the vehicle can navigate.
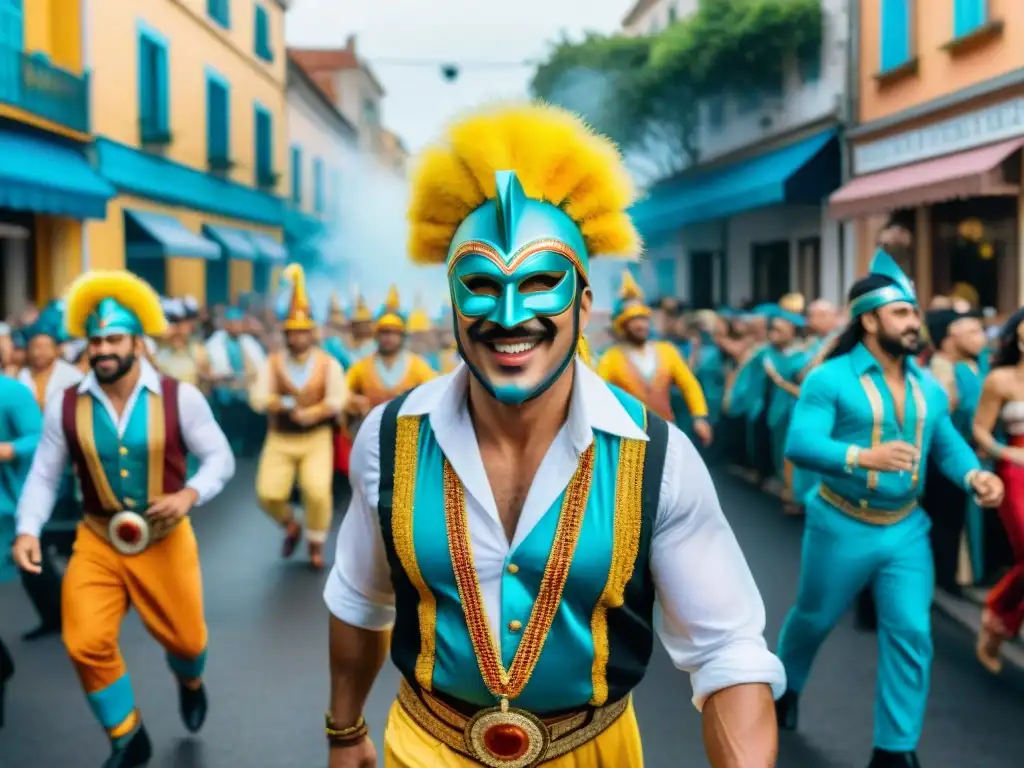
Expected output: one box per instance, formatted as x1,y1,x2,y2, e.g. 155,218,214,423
829,137,1024,220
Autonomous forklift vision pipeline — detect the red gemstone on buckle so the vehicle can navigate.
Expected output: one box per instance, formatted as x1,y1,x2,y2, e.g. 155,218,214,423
115,521,141,544
483,723,530,760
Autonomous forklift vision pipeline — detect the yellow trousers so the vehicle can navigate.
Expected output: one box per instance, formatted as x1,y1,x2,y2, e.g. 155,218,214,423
256,426,334,542
383,698,645,767
62,519,207,734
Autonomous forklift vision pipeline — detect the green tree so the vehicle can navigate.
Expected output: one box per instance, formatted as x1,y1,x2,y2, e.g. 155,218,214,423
530,0,823,182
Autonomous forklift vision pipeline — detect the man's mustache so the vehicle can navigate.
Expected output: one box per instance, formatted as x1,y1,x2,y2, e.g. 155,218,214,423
90,355,122,365
468,318,556,344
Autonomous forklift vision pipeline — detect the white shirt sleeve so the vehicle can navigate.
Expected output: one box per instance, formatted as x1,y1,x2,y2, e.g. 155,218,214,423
15,397,70,538
651,424,787,711
323,403,396,630
177,382,235,505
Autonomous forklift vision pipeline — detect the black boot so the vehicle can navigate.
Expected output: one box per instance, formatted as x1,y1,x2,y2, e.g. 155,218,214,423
775,689,799,731
0,638,13,730
867,748,921,767
21,622,61,642
102,721,152,768
178,680,208,733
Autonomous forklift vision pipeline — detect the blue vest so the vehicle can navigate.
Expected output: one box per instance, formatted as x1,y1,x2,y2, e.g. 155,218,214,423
376,386,668,714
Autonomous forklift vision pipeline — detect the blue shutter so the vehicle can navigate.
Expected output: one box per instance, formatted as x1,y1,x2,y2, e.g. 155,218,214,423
254,107,272,185
208,0,230,28
254,5,272,61
138,37,153,133
954,0,986,38
206,76,229,163
313,158,323,213
290,146,302,205
880,0,911,72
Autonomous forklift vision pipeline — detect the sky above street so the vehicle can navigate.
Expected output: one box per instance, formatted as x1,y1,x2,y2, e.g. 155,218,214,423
285,0,628,152
285,0,634,310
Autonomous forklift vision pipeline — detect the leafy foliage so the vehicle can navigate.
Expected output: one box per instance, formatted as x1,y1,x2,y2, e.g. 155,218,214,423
530,0,824,182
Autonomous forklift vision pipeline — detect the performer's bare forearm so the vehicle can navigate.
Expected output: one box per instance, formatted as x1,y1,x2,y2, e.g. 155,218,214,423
328,616,390,725
701,683,777,767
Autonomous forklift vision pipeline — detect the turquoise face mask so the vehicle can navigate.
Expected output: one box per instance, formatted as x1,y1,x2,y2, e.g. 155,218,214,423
448,171,589,404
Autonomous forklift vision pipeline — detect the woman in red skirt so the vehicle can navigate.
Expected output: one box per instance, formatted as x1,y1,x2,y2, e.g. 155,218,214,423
973,307,1024,672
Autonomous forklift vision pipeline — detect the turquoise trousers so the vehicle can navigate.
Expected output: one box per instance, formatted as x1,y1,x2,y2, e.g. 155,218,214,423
777,498,934,752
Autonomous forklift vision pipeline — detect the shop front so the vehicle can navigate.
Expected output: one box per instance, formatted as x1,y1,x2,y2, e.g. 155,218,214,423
629,126,844,306
0,121,114,314
830,94,1024,315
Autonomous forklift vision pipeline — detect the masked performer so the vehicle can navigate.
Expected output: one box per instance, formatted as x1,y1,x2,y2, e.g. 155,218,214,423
597,271,712,447
11,270,235,767
344,286,436,425
322,103,784,768
972,307,1024,673
251,264,348,569
776,252,1004,768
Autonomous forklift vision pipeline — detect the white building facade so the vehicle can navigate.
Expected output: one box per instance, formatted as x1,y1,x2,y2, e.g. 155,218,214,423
625,0,856,307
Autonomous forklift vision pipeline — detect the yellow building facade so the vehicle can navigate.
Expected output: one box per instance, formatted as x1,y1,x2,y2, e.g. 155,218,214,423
84,0,290,307
0,0,112,316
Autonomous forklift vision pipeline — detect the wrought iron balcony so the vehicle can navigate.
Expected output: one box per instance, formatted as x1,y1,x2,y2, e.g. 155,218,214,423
0,45,90,134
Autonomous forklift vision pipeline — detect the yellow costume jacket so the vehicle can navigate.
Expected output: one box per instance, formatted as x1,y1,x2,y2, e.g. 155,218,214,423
597,341,708,422
346,351,436,409
250,348,347,430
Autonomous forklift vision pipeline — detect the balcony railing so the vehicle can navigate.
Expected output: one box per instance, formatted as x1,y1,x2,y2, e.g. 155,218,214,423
0,45,90,134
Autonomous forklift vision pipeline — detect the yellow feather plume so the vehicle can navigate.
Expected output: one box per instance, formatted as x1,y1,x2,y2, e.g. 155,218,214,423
407,307,433,333
352,294,373,323
407,101,642,265
281,263,315,330
383,284,401,312
619,270,644,301
778,292,805,314
65,270,167,338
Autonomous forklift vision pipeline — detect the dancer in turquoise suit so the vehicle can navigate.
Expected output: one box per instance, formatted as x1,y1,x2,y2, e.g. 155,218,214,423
775,252,1005,768
0,373,43,727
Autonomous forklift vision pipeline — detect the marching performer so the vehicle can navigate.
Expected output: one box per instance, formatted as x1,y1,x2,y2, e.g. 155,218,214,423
347,294,376,362
776,252,1003,768
154,299,212,392
322,102,783,768
251,264,348,569
323,292,353,370
406,300,439,370
12,270,235,767
596,271,712,446
344,285,436,422
435,300,462,373
206,306,265,455
15,300,84,640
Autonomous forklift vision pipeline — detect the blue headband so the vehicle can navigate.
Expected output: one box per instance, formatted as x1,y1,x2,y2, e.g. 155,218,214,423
850,250,918,318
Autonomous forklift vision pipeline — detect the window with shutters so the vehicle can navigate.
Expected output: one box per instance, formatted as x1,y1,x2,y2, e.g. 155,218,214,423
879,0,912,73
138,30,170,146
254,4,273,62
313,158,324,214
206,74,231,171
254,105,275,188
207,0,230,29
290,145,302,206
953,0,986,38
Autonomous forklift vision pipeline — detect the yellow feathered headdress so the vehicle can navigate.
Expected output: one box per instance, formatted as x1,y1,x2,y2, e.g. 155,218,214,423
351,294,373,324
406,101,642,267
375,284,406,333
279,263,316,331
328,291,346,325
65,270,168,339
778,292,806,314
613,270,652,329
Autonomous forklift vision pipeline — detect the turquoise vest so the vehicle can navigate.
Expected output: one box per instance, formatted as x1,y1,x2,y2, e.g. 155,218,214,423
376,386,668,714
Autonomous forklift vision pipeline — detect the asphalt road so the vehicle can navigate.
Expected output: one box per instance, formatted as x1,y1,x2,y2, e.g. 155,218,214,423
1,463,1022,767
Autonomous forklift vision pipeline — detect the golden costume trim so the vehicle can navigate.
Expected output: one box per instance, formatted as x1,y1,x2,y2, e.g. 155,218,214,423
859,374,884,490
908,377,927,486
443,445,595,700
448,238,588,286
589,436,647,706
75,395,123,512
146,390,167,502
819,485,916,526
391,415,438,691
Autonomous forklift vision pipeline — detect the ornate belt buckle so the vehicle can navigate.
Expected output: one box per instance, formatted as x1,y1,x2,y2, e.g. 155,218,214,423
464,702,549,768
108,511,151,555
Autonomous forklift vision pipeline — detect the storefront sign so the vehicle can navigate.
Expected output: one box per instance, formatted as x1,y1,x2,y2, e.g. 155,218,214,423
854,97,1024,175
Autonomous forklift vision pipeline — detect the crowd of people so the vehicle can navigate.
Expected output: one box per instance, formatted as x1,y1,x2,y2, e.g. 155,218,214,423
0,101,1022,768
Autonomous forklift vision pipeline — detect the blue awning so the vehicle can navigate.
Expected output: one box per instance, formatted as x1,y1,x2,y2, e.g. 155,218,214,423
0,130,114,220
202,224,259,260
630,128,840,238
248,232,288,262
283,206,325,243
124,210,221,261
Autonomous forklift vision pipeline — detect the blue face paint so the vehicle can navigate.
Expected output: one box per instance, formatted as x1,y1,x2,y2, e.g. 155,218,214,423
447,171,590,405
